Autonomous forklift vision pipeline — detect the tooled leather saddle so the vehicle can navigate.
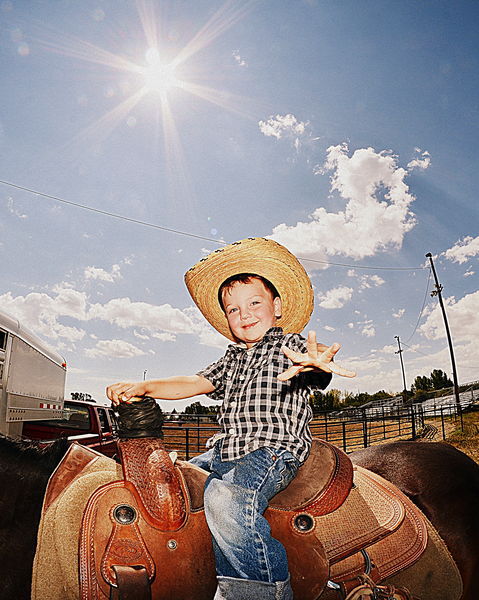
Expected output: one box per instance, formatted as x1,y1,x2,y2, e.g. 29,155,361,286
43,437,428,600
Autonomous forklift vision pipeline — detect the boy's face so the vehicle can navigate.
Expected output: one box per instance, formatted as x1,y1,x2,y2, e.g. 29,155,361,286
221,278,282,348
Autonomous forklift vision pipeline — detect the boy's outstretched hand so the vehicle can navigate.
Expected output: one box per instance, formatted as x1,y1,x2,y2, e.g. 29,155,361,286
278,331,356,382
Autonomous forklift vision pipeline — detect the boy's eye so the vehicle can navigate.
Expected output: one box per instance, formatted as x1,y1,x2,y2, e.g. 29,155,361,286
251,300,260,305
228,307,238,314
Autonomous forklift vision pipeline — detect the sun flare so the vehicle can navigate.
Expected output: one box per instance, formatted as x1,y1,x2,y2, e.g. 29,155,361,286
142,47,182,96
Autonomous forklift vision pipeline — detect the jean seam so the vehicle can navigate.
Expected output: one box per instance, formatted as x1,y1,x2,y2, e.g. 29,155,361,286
251,455,282,581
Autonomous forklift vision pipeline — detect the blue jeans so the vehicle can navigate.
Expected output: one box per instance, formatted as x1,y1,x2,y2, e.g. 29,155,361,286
190,443,299,583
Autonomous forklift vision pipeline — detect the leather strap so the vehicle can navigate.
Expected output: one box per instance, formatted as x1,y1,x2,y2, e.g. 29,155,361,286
110,565,151,600
343,574,415,600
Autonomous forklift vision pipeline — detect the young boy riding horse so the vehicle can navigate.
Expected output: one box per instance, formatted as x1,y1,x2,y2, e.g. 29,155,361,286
107,237,355,600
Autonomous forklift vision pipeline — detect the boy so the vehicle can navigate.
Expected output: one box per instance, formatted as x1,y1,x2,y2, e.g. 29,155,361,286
107,237,354,600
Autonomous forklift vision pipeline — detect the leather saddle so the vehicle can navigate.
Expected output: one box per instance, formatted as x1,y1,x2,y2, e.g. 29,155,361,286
44,438,428,599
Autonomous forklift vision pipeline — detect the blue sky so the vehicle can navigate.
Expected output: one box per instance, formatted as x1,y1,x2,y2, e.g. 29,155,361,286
1,0,478,408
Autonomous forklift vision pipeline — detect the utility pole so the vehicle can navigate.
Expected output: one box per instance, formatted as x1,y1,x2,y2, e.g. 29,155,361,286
394,335,408,405
143,369,148,381
425,253,461,410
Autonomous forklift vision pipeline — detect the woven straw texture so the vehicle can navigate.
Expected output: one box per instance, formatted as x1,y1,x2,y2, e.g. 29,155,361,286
184,237,314,340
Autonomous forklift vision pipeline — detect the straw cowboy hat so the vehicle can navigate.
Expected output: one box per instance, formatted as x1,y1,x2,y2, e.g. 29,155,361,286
184,237,314,341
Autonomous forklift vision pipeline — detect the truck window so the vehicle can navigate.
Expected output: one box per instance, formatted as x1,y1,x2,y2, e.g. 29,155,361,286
29,403,91,431
0,330,6,350
0,330,6,380
97,408,110,434
108,408,118,434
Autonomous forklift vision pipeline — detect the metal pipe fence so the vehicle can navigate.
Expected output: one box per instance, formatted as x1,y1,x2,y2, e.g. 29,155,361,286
162,401,472,460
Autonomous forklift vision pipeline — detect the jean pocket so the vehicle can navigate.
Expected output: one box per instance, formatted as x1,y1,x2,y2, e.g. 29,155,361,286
275,452,299,492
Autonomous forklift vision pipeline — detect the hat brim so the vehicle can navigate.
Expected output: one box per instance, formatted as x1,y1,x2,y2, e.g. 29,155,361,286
185,237,314,341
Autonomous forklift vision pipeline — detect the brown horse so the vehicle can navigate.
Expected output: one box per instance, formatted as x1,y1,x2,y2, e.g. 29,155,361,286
0,434,478,599
352,440,479,599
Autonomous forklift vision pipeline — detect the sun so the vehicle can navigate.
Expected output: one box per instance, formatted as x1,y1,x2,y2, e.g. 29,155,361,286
141,47,182,96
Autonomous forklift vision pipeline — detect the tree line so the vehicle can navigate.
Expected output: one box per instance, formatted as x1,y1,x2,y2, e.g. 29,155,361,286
308,368,454,412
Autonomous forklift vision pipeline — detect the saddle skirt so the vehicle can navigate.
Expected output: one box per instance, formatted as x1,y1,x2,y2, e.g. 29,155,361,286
33,438,457,600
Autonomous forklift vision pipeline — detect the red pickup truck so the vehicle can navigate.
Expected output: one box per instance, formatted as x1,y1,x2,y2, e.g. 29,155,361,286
22,398,118,458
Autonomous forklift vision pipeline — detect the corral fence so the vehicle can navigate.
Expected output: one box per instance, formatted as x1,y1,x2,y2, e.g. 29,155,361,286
162,398,477,460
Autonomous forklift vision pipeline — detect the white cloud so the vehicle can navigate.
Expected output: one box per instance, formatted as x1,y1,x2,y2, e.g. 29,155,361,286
318,286,353,309
464,269,475,277
323,325,335,332
443,235,479,264
152,332,176,342
407,149,431,171
183,306,229,349
85,339,146,358
367,274,385,287
0,286,87,342
393,308,405,319
258,114,309,147
84,264,122,282
133,330,150,340
232,51,247,67
270,144,422,268
420,291,479,343
361,323,376,337
379,343,397,354
88,297,195,334
0,286,219,348
6,196,27,219
349,272,385,290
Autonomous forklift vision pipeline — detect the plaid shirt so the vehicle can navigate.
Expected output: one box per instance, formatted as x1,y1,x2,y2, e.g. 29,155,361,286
197,327,331,463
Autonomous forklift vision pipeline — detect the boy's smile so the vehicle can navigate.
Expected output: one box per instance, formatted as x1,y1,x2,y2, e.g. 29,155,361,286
221,279,282,348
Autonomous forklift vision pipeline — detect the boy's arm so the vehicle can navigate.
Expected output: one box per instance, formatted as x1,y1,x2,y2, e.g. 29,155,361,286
106,375,215,406
278,331,356,382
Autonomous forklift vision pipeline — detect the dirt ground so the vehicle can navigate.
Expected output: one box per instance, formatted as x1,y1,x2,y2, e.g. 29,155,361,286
441,409,479,464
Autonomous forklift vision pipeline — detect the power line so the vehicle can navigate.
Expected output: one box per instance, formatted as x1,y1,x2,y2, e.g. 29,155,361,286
1,178,428,271
0,179,223,245
400,341,430,358
401,341,479,371
404,267,432,344
298,256,425,271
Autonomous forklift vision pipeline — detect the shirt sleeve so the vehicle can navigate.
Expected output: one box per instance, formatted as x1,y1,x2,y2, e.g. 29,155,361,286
196,353,228,400
287,334,332,392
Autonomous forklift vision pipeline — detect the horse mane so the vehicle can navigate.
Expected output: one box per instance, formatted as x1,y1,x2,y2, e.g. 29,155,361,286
0,434,68,476
0,435,69,595
0,434,68,525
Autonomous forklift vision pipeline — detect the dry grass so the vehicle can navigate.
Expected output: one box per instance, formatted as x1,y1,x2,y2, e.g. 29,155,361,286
162,408,479,463
443,409,479,464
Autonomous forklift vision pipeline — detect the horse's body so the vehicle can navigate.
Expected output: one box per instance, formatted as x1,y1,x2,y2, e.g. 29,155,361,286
0,437,68,600
1,434,478,600
352,441,479,598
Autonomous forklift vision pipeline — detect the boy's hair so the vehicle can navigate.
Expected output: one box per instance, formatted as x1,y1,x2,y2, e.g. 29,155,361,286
218,273,280,312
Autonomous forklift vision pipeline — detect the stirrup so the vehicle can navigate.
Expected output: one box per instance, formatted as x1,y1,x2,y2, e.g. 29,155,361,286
343,574,414,600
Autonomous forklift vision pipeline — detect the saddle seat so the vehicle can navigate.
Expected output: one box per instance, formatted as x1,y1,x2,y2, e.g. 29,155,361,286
177,438,354,515
39,438,430,600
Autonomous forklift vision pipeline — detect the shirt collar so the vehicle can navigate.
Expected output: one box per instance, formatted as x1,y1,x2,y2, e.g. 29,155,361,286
228,327,284,353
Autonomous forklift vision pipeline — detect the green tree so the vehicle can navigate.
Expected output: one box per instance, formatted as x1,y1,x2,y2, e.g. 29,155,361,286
412,375,432,393
371,390,393,402
430,369,453,390
71,392,92,402
183,401,206,415
182,402,219,419
309,389,342,412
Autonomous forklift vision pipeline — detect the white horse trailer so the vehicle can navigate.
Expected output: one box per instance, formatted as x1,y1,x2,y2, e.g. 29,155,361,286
0,309,66,437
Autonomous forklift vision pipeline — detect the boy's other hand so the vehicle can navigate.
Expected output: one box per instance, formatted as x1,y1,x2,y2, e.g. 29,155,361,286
278,331,356,381
106,381,147,406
